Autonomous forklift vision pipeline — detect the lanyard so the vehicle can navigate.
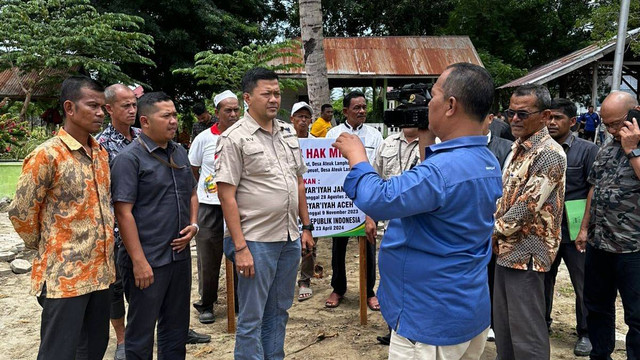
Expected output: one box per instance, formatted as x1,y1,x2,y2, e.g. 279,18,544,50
137,137,186,169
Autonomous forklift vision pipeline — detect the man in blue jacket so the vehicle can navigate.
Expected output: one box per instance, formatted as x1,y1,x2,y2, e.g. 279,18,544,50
333,62,503,359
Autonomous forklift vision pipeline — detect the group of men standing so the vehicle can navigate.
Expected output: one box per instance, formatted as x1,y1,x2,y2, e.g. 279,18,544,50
6,60,640,360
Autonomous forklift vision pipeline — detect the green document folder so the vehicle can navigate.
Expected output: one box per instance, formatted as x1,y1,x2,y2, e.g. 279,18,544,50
565,199,587,241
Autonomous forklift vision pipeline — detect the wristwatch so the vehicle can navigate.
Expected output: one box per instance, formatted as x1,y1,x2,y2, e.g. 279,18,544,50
626,148,640,160
190,223,200,235
301,224,314,232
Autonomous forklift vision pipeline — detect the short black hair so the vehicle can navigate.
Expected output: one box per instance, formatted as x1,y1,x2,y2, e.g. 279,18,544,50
192,103,207,116
59,75,104,114
138,92,173,117
343,91,366,109
550,98,577,118
513,84,551,111
242,67,278,94
442,63,494,122
321,104,333,112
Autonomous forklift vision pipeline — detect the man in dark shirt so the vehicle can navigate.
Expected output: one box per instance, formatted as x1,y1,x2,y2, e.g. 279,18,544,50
576,91,640,360
543,98,598,356
112,92,199,359
191,103,214,142
490,114,515,141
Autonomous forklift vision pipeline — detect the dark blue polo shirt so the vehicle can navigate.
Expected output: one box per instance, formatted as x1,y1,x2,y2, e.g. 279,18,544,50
111,133,196,268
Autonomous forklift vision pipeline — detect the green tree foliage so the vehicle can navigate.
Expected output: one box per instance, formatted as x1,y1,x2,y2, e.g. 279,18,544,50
173,40,305,93
444,0,592,72
579,0,640,54
286,0,453,37
91,0,287,108
0,0,154,121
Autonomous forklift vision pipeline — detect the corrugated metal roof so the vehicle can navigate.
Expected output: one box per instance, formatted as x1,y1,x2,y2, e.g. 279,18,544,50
499,27,640,89
0,67,65,99
274,36,483,78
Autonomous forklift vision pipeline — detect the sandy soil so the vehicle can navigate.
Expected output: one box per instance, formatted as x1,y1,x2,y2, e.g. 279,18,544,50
0,211,629,359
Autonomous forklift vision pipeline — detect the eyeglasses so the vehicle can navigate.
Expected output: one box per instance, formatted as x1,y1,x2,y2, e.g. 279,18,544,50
603,114,627,129
505,109,543,120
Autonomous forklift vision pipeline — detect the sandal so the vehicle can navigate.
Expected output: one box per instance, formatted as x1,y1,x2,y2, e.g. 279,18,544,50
367,296,380,311
298,286,313,302
325,292,343,308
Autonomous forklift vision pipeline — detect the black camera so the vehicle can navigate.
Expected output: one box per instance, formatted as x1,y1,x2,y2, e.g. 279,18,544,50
383,83,431,129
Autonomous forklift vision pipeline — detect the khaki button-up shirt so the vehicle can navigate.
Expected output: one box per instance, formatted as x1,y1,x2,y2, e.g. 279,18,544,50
214,114,307,242
373,132,420,179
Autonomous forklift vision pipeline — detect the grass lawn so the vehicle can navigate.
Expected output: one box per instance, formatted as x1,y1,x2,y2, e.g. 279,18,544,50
0,162,22,198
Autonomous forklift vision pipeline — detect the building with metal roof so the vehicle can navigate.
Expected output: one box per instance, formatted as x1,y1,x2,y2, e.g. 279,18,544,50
273,36,483,117
275,36,483,88
0,67,65,100
498,28,640,104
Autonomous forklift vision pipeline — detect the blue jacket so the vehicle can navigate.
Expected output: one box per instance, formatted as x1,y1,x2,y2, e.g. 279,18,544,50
344,136,503,345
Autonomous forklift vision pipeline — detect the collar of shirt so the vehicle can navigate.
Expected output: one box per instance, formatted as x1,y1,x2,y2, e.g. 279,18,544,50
561,132,576,152
102,123,140,140
242,112,283,136
512,126,551,153
59,128,101,154
426,136,488,158
344,120,364,131
210,123,221,135
398,131,418,144
137,132,175,154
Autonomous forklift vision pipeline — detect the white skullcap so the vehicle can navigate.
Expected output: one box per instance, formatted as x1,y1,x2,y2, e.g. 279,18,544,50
214,90,238,107
291,101,313,116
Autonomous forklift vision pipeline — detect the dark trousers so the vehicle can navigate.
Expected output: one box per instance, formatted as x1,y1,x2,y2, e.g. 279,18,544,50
544,242,588,336
37,289,110,360
122,260,191,360
194,203,224,312
330,236,376,298
487,253,496,328
584,244,640,360
110,247,125,319
583,130,595,142
493,264,549,360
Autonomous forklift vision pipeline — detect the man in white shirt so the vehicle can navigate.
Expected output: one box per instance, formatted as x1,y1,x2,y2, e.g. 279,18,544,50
325,91,383,309
188,90,240,323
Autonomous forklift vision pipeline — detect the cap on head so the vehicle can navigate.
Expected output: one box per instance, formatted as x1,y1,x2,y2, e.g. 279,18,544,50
214,90,238,108
291,101,313,116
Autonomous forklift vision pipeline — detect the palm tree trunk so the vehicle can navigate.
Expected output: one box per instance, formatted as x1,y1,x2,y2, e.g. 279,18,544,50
299,0,333,125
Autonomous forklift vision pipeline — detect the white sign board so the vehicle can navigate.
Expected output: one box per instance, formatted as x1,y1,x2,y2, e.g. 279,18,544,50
299,138,365,237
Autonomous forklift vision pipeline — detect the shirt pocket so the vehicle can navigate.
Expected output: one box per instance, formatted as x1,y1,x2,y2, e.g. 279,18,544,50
242,143,271,175
566,165,584,183
285,137,302,171
380,146,398,178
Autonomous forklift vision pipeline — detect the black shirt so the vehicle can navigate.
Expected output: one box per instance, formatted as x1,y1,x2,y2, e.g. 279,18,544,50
111,133,196,267
561,134,598,243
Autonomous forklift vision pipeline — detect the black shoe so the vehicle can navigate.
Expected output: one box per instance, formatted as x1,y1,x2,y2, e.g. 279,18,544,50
199,309,215,324
187,329,211,344
376,332,391,346
574,336,592,357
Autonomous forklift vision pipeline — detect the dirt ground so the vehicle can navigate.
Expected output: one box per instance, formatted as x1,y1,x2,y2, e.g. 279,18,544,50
0,211,629,360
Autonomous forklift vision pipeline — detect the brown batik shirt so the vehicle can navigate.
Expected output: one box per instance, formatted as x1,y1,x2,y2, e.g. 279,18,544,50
8,129,115,298
493,127,567,272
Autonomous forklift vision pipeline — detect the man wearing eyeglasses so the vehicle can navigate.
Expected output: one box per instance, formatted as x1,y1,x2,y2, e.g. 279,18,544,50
112,92,199,359
575,91,640,360
493,85,567,360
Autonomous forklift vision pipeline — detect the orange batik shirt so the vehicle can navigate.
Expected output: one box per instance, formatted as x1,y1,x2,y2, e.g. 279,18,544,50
8,129,115,298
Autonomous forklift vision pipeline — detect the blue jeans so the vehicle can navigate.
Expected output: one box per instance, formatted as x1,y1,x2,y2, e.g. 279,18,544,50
224,237,301,360
584,244,640,360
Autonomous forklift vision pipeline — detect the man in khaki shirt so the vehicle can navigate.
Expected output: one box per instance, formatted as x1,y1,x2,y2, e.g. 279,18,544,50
373,128,420,179
215,67,314,360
